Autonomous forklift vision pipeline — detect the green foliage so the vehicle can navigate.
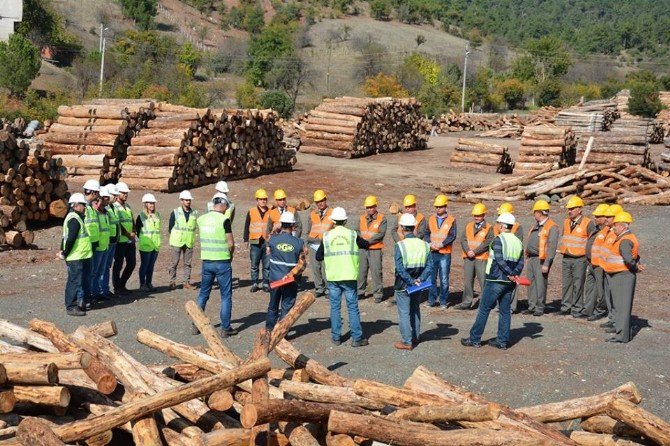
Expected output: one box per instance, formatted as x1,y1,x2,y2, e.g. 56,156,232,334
628,81,663,117
118,0,158,30
227,4,264,33
20,89,76,121
525,37,572,81
369,0,392,21
363,73,409,97
559,83,602,106
272,2,302,25
537,79,562,106
246,23,296,86
625,69,659,86
600,77,625,98
510,55,536,83
660,75,670,91
496,78,525,109
177,42,203,77
401,53,441,87
0,34,42,97
332,0,354,14
470,67,496,111
418,79,459,117
259,90,293,118
236,81,260,108
395,0,434,24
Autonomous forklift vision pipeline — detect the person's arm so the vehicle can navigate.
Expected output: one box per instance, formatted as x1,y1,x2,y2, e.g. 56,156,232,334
442,221,458,247
315,240,325,262
394,244,416,287
545,225,559,267
61,217,80,257
243,211,251,243
416,218,427,240
230,205,236,223
168,211,176,233
305,214,315,243
418,249,434,283
460,227,470,252
516,224,524,243
356,235,370,250
135,215,143,234
369,217,387,244
619,240,639,273
511,254,525,277
355,216,363,237
587,220,597,237
492,238,515,277
224,219,234,258
266,215,275,237
473,225,494,255
289,241,308,277
390,216,401,243
294,212,303,238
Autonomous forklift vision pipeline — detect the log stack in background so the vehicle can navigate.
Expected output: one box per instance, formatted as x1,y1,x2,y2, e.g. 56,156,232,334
609,116,664,144
516,125,576,175
660,139,670,173
576,133,654,169
657,109,670,138
433,111,526,135
300,96,427,158
450,138,514,173
555,99,620,134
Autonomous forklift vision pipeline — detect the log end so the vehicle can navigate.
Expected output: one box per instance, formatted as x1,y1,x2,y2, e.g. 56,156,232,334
208,389,234,412
96,374,118,395
240,403,258,429
622,382,643,405
0,389,16,414
47,362,59,385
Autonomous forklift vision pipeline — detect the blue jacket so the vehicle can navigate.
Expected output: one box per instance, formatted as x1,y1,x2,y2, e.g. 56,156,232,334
486,235,524,282
394,234,434,290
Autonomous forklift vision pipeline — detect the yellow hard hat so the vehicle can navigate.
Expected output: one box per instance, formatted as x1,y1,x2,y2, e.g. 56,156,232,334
592,204,610,217
364,195,378,207
403,194,417,207
613,211,633,224
273,189,287,200
605,204,624,217
471,203,487,216
313,189,327,202
255,188,268,199
566,196,585,209
497,202,514,215
433,195,448,207
533,199,551,212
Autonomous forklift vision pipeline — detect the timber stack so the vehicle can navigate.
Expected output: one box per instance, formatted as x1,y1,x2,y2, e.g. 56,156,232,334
555,99,620,134
516,125,576,175
450,138,514,173
615,90,631,117
609,116,664,144
433,111,525,134
300,96,427,158
2,304,670,446
660,140,670,173
656,109,670,137
575,133,653,169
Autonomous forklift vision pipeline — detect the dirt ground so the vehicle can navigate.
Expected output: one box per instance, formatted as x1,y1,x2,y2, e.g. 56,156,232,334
1,134,669,422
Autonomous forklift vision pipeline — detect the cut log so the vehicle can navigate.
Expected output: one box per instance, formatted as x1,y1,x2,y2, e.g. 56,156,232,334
16,417,66,446
580,415,642,437
85,321,117,338
240,400,368,428
0,352,91,370
3,362,58,385
278,422,320,446
190,428,250,446
606,398,670,446
274,339,352,387
207,389,234,412
0,389,16,413
569,431,646,446
12,386,70,407
268,292,315,351
389,403,501,423
326,432,357,446
184,300,240,366
279,381,385,410
353,379,457,408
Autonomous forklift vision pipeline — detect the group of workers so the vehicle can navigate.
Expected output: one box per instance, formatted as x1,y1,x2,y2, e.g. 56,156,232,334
61,180,642,347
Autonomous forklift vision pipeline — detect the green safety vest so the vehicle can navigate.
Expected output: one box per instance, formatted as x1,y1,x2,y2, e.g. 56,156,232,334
84,205,100,243
323,225,359,282
169,207,198,249
197,211,231,261
138,211,161,252
207,201,235,221
397,237,430,269
106,205,119,239
96,211,110,251
62,212,93,261
486,232,523,280
114,202,133,243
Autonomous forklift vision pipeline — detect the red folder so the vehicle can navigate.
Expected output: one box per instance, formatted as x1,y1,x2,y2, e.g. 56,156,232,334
270,276,295,290
513,276,531,286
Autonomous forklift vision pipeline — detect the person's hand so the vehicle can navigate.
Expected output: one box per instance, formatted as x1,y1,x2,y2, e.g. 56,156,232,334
467,250,476,259
637,264,645,273
541,265,549,274
57,251,65,260
508,275,517,282
414,279,421,286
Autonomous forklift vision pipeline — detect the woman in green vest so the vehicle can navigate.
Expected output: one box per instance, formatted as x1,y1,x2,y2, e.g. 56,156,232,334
136,193,161,292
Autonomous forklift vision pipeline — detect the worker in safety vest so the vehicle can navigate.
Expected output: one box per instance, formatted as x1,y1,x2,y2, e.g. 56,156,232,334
101,184,120,299
457,203,494,310
113,182,136,296
524,199,559,316
92,186,111,301
169,190,198,290
195,193,237,337
494,202,524,313
599,204,624,329
583,203,610,321
136,194,161,292
82,179,101,309
394,213,433,350
424,194,457,308
461,212,524,350
305,189,333,297
559,196,596,317
244,188,271,292
60,193,93,316
601,212,643,343
267,189,303,238
207,181,236,221
391,194,426,242
316,207,370,347
357,195,387,303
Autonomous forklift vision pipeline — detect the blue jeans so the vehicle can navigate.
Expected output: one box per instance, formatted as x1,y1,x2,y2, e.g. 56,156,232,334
395,289,422,345
249,242,269,285
266,282,298,330
197,260,233,330
100,243,116,295
78,258,92,305
89,249,106,297
328,281,363,342
139,250,159,286
469,280,515,345
65,260,84,310
428,252,451,305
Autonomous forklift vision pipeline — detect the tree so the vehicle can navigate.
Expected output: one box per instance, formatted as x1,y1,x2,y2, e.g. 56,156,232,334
470,67,495,111
526,36,572,81
496,78,525,109
660,75,670,91
119,0,158,30
265,56,311,112
628,81,663,117
363,73,408,98
510,55,536,83
236,81,260,108
259,90,293,118
537,79,562,107
246,23,296,87
0,34,41,97
415,34,426,47
370,0,392,21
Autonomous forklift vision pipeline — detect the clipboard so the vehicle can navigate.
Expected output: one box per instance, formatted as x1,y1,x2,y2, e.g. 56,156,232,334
513,276,531,286
407,281,432,294
270,276,295,290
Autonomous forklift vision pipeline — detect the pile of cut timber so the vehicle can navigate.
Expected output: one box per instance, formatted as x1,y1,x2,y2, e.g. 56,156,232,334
609,116,664,144
516,125,576,174
458,163,670,205
576,133,653,168
434,111,525,134
300,96,427,158
528,106,561,124
555,99,620,133
615,90,631,117
2,301,670,446
660,140,670,173
39,100,155,184
450,138,514,173
657,109,670,137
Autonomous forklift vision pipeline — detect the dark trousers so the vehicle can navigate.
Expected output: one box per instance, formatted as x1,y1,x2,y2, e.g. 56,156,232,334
78,258,92,304
113,242,136,290
65,260,84,310
469,281,516,345
266,282,298,330
139,250,159,286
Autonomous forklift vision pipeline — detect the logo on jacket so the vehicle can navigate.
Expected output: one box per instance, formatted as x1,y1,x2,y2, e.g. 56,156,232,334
276,243,295,252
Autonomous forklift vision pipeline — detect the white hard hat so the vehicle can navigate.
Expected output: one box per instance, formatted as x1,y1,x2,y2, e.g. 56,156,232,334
496,212,516,226
116,182,130,193
179,190,193,200
142,193,157,203
279,211,296,224
215,181,229,193
106,184,118,195
99,186,111,198
212,192,229,204
330,207,347,222
68,193,87,205
398,213,416,227
83,179,100,192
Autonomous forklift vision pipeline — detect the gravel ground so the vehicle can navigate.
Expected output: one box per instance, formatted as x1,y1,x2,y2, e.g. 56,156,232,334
1,134,669,423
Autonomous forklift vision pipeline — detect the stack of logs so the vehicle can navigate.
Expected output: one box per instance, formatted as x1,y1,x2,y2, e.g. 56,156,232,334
660,139,670,173
449,138,514,174
39,100,156,184
432,111,526,134
576,134,653,169
555,100,620,134
2,296,670,446
457,163,670,205
609,117,664,144
656,109,670,137
516,125,576,175
300,97,427,158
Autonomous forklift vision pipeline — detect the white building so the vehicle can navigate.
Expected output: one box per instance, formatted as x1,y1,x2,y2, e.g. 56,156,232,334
0,0,23,41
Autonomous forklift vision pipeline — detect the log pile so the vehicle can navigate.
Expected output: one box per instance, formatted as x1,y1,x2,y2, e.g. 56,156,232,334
2,306,670,446
528,106,561,124
456,163,670,205
450,138,514,174
300,97,427,158
516,125,576,174
609,117,664,144
615,90,631,117
555,100,620,133
575,133,653,169
656,109,670,137
433,111,525,134
660,140,670,173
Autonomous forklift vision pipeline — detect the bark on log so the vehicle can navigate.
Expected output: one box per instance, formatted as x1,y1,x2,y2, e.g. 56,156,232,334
279,381,385,410
184,300,240,366
0,352,90,370
569,431,646,446
580,415,642,437
389,403,500,423
353,379,455,408
0,320,58,353
300,146,352,158
274,340,352,387
606,398,670,446
326,432,357,446
16,417,66,446
190,428,250,446
3,362,58,385
268,292,315,351
12,386,70,407
241,399,368,428
278,422,320,446
85,321,117,338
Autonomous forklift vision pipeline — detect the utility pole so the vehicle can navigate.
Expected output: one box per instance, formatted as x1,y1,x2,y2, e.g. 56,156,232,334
99,23,103,52
461,42,470,113
99,37,106,96
325,42,333,97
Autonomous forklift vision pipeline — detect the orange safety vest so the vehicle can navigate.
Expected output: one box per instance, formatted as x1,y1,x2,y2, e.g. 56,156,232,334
268,206,297,225
308,208,333,240
397,212,424,240
559,216,590,257
527,219,558,260
428,214,455,254
248,207,269,240
590,226,610,267
601,232,639,274
359,213,385,250
462,221,491,260
494,223,520,237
